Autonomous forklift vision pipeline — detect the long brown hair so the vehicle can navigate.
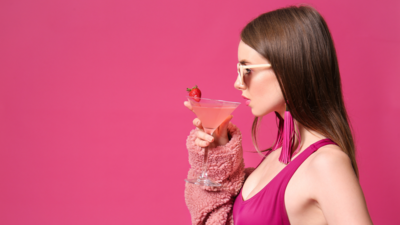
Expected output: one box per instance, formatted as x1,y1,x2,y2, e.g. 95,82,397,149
241,5,359,178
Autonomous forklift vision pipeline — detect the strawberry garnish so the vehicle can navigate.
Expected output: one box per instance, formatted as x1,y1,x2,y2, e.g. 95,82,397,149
187,85,202,102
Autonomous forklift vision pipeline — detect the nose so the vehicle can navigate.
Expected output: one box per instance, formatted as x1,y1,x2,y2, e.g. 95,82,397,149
234,75,246,91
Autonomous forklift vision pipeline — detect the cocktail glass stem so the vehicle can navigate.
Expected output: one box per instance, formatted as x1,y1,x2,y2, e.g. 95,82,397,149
185,131,222,187
200,145,210,179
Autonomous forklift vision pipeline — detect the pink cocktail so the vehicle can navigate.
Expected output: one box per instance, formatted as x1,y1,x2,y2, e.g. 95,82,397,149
186,96,240,187
191,106,238,134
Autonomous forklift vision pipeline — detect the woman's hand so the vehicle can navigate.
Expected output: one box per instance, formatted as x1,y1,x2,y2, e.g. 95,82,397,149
184,101,233,148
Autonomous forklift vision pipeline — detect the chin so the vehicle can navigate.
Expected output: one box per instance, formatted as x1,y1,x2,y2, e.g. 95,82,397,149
251,107,273,117
251,108,264,117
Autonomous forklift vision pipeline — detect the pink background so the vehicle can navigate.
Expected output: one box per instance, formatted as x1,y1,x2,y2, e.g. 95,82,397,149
0,0,399,224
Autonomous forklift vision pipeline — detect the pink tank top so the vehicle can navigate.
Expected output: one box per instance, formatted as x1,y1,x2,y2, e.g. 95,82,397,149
232,138,338,225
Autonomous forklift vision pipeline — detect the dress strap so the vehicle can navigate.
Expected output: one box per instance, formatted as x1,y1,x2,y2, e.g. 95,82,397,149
255,138,337,169
312,138,338,150
280,138,338,181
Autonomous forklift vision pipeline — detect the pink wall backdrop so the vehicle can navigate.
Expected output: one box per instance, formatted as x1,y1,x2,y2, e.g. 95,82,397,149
1,0,399,224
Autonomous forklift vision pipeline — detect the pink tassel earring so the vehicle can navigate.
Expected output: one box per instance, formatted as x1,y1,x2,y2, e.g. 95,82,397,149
278,103,301,164
271,113,284,151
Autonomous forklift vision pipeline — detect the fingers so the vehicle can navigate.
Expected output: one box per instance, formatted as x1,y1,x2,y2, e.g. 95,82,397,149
195,130,214,148
186,105,216,148
192,119,213,148
195,138,211,148
184,101,193,111
192,118,203,129
196,129,214,142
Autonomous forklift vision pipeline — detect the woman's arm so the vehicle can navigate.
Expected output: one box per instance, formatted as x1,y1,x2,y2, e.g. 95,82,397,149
309,146,373,225
184,122,252,225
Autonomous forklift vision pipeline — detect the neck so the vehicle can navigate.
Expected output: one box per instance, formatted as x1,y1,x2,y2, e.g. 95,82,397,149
278,108,327,156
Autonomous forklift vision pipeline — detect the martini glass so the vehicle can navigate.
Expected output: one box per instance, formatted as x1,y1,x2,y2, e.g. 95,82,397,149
185,96,240,187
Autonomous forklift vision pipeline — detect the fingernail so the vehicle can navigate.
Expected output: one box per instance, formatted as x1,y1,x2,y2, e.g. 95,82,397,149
208,137,214,142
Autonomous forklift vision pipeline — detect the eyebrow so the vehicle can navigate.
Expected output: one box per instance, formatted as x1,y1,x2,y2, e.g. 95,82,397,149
239,60,252,65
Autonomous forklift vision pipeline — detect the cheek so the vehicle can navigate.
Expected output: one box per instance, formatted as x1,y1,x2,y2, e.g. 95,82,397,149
249,71,278,99
248,72,284,115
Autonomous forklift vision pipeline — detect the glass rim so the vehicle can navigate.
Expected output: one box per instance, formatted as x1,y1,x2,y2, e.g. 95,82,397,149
187,96,241,105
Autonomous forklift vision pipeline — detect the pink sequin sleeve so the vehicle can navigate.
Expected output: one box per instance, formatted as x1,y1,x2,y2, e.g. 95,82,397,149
184,122,255,225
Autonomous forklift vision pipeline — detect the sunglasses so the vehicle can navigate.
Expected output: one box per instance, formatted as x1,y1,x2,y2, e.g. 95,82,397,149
237,62,271,86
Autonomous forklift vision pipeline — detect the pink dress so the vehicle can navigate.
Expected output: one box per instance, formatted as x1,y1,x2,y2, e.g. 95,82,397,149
184,122,337,225
232,138,338,225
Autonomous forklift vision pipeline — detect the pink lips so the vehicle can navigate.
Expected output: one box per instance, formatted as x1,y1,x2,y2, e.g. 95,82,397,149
242,96,250,106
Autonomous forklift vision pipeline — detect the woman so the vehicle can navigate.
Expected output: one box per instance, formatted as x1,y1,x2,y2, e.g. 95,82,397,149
184,5,373,225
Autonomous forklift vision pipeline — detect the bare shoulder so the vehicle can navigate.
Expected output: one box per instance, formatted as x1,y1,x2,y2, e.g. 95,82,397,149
307,143,357,190
309,144,353,174
305,143,373,224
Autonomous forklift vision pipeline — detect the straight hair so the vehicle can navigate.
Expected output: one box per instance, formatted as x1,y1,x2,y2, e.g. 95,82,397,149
241,5,359,178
